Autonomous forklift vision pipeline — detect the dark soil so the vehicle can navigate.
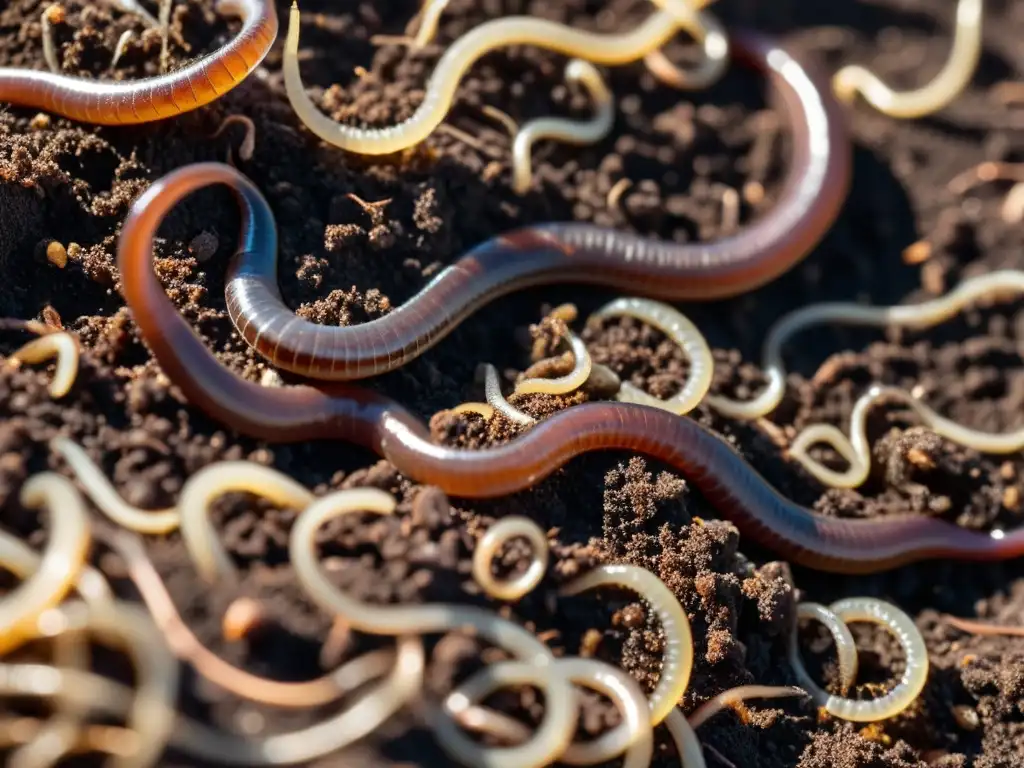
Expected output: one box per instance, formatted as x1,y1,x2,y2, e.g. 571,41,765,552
1,0,1024,765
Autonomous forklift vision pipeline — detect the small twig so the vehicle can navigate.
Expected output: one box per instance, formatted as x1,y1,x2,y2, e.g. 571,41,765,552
718,185,740,233
158,0,173,74
110,29,133,69
481,105,519,140
606,178,632,211
947,160,1024,195
41,4,65,74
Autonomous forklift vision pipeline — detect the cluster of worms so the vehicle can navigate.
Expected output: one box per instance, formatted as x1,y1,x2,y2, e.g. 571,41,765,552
0,411,930,766
0,0,1017,764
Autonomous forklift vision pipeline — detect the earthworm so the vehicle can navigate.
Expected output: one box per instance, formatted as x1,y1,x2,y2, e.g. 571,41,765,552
640,4,729,92
0,523,113,611
942,614,1024,637
788,597,929,721
51,437,180,534
746,269,1024,488
0,474,90,656
473,324,592,424
17,599,182,768
0,479,113,768
178,461,313,584
510,59,614,195
0,0,277,125
485,363,537,425
562,563,692,728
101,526,392,708
119,171,1024,575
246,28,847,380
6,331,79,398
789,602,859,694
587,297,713,415
211,114,257,162
832,0,982,118
515,329,592,397
283,0,726,156
0,638,426,766
0,718,137,758
408,0,726,95
662,710,704,766
446,657,653,768
472,516,549,601
686,684,807,729
288,487,578,767
450,401,495,419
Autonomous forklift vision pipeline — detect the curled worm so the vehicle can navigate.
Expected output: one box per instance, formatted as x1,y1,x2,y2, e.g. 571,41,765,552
239,28,850,380
283,0,721,155
0,0,277,125
117,172,1024,574
832,0,983,118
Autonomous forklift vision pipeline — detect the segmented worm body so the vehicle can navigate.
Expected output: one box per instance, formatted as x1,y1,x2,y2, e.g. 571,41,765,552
230,29,850,380
0,0,276,124
117,178,1024,578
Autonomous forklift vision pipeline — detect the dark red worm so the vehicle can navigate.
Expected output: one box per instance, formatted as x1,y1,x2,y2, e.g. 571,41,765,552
116,101,1024,575
0,0,276,125
225,29,851,380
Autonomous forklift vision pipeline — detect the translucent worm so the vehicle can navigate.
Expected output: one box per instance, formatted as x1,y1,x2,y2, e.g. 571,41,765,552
283,0,719,155
510,59,614,195
789,603,859,694
514,329,592,397
0,473,90,656
942,614,1024,636
0,637,426,766
562,564,692,728
24,599,181,768
832,0,983,118
757,269,1024,487
450,401,496,419
587,297,714,416
7,332,79,398
641,2,729,92
687,685,807,729
446,657,652,768
484,363,537,425
0,718,137,758
178,461,314,585
472,516,549,602
102,527,392,708
788,597,929,721
408,0,727,94
0,481,113,768
50,437,180,534
662,709,705,767
0,0,277,125
288,487,578,767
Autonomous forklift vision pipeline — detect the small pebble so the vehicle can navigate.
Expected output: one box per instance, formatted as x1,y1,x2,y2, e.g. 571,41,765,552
46,241,67,268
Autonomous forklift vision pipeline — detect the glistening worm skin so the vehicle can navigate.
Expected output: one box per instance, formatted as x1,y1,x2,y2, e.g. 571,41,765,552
0,0,276,125
117,167,1024,576
228,29,851,380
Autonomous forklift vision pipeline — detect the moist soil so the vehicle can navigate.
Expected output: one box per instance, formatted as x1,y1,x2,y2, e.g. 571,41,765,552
1,0,1024,765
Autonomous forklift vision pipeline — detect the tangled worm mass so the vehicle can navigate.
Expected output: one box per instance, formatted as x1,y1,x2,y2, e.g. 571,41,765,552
1,463,928,767
0,0,1003,765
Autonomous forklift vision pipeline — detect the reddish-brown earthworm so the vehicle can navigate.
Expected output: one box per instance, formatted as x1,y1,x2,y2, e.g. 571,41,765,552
117,187,1024,577
227,28,851,380
0,0,276,125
